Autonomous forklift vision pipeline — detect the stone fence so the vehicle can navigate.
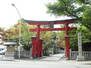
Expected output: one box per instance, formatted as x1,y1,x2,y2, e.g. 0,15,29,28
70,51,91,60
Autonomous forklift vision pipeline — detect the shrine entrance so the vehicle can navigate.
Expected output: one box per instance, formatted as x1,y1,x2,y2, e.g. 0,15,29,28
24,19,76,59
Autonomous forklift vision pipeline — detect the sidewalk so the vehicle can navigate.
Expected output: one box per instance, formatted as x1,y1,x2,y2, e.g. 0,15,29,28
40,53,91,65
0,53,91,65
41,53,65,61
61,60,91,65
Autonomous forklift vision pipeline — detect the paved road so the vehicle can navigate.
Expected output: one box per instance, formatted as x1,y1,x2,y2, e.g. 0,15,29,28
0,60,90,68
41,53,65,61
0,53,91,68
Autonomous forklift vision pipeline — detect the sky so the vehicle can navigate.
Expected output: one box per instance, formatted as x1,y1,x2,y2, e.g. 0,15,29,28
0,0,70,29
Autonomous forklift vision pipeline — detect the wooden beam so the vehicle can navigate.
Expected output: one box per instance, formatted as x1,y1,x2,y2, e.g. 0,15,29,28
26,19,76,25
25,18,77,25
29,27,76,32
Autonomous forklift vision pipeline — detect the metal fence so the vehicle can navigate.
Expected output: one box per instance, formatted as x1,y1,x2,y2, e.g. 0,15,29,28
70,51,91,60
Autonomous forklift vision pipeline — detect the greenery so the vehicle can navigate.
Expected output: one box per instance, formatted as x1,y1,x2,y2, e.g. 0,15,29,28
1,0,91,53
46,0,91,50
69,26,91,51
4,19,36,51
47,0,91,30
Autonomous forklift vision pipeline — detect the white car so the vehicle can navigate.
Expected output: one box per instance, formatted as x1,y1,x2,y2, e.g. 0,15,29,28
0,45,7,54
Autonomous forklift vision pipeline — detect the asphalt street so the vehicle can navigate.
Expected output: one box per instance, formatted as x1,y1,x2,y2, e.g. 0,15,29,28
0,53,91,68
0,60,90,68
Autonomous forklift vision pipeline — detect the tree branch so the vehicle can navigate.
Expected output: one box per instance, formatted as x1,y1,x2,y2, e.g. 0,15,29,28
61,0,79,18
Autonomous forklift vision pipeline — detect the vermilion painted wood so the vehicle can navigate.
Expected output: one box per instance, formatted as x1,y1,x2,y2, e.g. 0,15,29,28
25,19,76,25
25,19,77,59
65,24,70,58
29,27,76,32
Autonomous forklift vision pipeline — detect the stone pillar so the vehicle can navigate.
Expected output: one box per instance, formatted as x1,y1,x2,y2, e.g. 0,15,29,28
77,32,85,61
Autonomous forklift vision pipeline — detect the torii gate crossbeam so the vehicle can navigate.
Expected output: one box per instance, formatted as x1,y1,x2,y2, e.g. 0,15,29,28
24,19,77,59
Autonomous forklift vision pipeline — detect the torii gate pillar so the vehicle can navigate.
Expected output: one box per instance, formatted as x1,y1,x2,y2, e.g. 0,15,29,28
65,24,70,59
31,25,43,58
24,19,77,59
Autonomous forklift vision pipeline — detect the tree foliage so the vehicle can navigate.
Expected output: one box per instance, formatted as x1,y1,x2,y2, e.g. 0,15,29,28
47,0,91,30
46,0,91,51
82,7,91,30
69,26,91,51
4,19,36,50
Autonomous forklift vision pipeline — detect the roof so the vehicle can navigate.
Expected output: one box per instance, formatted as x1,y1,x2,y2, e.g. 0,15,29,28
4,42,17,45
24,18,77,25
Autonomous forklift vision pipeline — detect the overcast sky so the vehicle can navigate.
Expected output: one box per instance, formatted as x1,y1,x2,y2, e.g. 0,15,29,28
0,0,70,29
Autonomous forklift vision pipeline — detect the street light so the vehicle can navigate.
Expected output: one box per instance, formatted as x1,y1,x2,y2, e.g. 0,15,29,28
11,3,22,59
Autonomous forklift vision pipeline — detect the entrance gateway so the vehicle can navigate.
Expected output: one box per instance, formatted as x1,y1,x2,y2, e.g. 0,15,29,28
24,19,77,59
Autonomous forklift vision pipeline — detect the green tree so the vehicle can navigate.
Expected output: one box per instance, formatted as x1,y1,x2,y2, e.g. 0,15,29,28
41,31,52,55
46,0,91,30
82,7,91,30
46,0,91,51
5,19,36,51
69,26,91,51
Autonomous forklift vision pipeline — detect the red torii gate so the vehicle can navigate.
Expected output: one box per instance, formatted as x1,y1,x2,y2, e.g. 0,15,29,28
24,19,76,59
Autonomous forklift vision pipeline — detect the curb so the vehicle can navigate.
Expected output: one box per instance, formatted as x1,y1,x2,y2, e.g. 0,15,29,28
62,60,91,65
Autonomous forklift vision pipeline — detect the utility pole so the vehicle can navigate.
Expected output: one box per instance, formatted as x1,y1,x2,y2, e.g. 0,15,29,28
11,3,22,59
